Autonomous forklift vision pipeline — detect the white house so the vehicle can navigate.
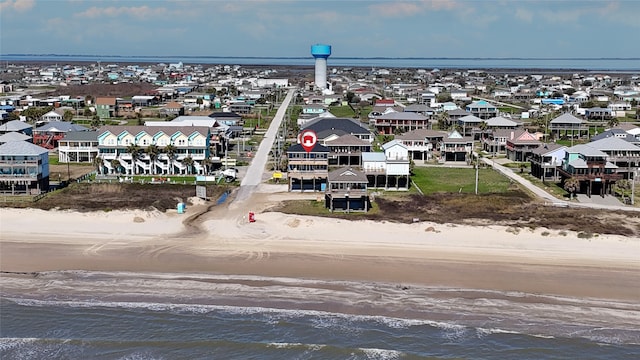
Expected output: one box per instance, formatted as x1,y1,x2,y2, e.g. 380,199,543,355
382,140,410,176
40,110,63,123
97,126,211,175
362,152,386,173
0,140,50,194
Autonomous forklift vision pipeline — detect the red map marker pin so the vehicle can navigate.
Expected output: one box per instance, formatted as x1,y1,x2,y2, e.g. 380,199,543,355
299,129,317,153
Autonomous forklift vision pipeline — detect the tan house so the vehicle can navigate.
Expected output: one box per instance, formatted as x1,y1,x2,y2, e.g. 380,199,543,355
325,166,369,212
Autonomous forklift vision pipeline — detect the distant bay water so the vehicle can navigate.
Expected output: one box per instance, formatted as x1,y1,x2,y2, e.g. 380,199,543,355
1,54,639,71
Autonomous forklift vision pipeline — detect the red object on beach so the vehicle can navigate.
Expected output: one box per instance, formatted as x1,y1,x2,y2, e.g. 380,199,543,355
248,212,255,223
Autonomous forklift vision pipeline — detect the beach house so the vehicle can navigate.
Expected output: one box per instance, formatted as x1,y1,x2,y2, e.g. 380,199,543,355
325,166,370,212
0,141,50,194
558,144,622,197
97,126,211,175
286,142,329,192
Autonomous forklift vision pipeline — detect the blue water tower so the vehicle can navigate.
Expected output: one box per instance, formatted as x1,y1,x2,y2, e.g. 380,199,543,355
311,44,332,90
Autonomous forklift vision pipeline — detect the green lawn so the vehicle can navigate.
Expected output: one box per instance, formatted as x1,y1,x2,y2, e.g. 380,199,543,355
328,105,356,118
411,166,513,194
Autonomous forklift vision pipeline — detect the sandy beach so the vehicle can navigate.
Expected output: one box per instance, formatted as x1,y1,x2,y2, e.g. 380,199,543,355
1,186,639,303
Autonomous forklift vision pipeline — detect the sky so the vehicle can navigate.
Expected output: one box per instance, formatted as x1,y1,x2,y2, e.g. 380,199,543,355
1,0,639,59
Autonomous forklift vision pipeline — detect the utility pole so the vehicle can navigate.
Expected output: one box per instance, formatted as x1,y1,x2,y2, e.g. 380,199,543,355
632,169,636,206
475,153,479,195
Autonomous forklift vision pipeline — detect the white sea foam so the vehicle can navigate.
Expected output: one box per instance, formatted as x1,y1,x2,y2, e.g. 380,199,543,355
359,347,403,360
476,327,521,337
267,342,325,351
117,352,164,360
0,338,40,351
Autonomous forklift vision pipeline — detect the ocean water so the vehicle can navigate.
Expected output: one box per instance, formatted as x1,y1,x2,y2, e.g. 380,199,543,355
1,54,639,71
1,271,639,359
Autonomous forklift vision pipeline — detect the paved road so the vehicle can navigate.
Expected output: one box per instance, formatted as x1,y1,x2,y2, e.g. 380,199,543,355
481,156,640,212
231,88,295,208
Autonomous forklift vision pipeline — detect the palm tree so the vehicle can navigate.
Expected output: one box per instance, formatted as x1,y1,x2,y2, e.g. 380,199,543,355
613,179,631,203
146,144,160,175
563,177,580,200
92,156,103,175
91,114,103,129
607,117,619,129
479,121,488,141
63,110,74,122
126,144,142,175
436,112,449,130
110,159,121,175
164,144,177,175
182,156,194,175
201,157,212,175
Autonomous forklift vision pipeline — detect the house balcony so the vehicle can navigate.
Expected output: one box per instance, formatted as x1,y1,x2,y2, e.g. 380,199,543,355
0,160,40,165
325,188,368,197
442,146,471,152
405,145,431,152
549,125,589,131
60,146,99,151
0,173,39,181
135,159,151,171
558,167,623,181
287,169,328,179
288,159,329,166
386,157,410,164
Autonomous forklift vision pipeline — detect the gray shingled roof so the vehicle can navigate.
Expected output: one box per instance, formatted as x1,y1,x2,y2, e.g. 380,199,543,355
458,114,483,123
567,158,588,168
446,109,468,116
328,167,368,183
35,121,89,133
0,132,31,143
62,131,99,141
530,143,566,156
324,134,370,146
567,144,607,157
486,116,518,127
404,104,434,112
303,117,371,136
396,128,447,141
377,112,427,120
589,136,640,151
0,140,49,155
0,120,32,132
550,113,583,124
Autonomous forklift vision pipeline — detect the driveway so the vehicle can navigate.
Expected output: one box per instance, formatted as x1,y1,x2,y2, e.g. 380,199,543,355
575,194,624,206
480,156,640,212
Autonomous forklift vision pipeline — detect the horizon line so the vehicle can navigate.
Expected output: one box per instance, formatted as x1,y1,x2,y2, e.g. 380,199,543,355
2,54,639,61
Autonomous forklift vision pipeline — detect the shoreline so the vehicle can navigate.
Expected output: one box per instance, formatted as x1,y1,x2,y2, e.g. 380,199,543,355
1,198,639,303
